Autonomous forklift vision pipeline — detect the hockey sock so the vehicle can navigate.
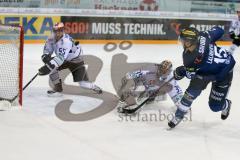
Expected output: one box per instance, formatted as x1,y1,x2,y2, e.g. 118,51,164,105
79,81,96,90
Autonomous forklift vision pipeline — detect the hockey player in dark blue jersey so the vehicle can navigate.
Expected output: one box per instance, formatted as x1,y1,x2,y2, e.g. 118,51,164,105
168,26,236,128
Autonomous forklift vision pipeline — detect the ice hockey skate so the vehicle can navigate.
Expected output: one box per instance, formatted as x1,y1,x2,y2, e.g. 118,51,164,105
168,109,186,129
221,99,231,120
168,116,183,129
92,86,103,94
47,89,63,97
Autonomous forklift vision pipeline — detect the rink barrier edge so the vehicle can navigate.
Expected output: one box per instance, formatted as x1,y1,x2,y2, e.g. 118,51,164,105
24,40,232,45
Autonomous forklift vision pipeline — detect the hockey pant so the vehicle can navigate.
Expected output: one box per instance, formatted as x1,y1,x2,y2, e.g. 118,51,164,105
49,60,97,92
178,72,233,113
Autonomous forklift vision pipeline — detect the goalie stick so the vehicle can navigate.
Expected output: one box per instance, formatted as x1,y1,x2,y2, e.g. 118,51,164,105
120,77,174,114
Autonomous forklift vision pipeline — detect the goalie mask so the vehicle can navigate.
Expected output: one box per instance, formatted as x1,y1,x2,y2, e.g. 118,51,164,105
157,60,173,77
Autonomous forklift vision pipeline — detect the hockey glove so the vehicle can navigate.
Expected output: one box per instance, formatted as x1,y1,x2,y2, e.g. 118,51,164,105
174,66,186,80
233,38,240,46
38,63,55,76
41,54,52,64
74,41,79,46
229,31,236,40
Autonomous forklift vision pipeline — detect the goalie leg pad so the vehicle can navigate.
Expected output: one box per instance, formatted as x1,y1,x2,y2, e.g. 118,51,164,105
120,91,130,101
119,90,136,107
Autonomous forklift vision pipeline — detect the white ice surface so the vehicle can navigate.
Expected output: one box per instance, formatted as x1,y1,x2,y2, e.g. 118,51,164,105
0,43,240,160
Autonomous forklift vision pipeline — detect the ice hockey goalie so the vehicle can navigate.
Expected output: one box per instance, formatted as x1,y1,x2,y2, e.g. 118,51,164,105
117,60,183,113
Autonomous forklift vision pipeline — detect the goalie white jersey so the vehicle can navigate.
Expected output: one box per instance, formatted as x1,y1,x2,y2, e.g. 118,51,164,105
125,64,183,105
43,33,83,66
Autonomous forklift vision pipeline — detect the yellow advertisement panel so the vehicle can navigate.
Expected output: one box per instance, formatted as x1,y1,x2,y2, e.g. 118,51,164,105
0,15,60,42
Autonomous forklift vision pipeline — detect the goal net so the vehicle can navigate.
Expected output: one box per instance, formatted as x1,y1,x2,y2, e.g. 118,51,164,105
0,25,23,107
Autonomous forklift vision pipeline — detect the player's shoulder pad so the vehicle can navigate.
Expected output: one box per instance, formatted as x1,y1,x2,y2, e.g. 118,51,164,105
199,31,210,38
206,26,224,42
63,34,72,41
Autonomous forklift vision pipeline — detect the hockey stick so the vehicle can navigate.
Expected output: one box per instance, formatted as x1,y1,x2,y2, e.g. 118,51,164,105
121,77,174,114
11,72,39,102
23,73,39,91
0,73,39,103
